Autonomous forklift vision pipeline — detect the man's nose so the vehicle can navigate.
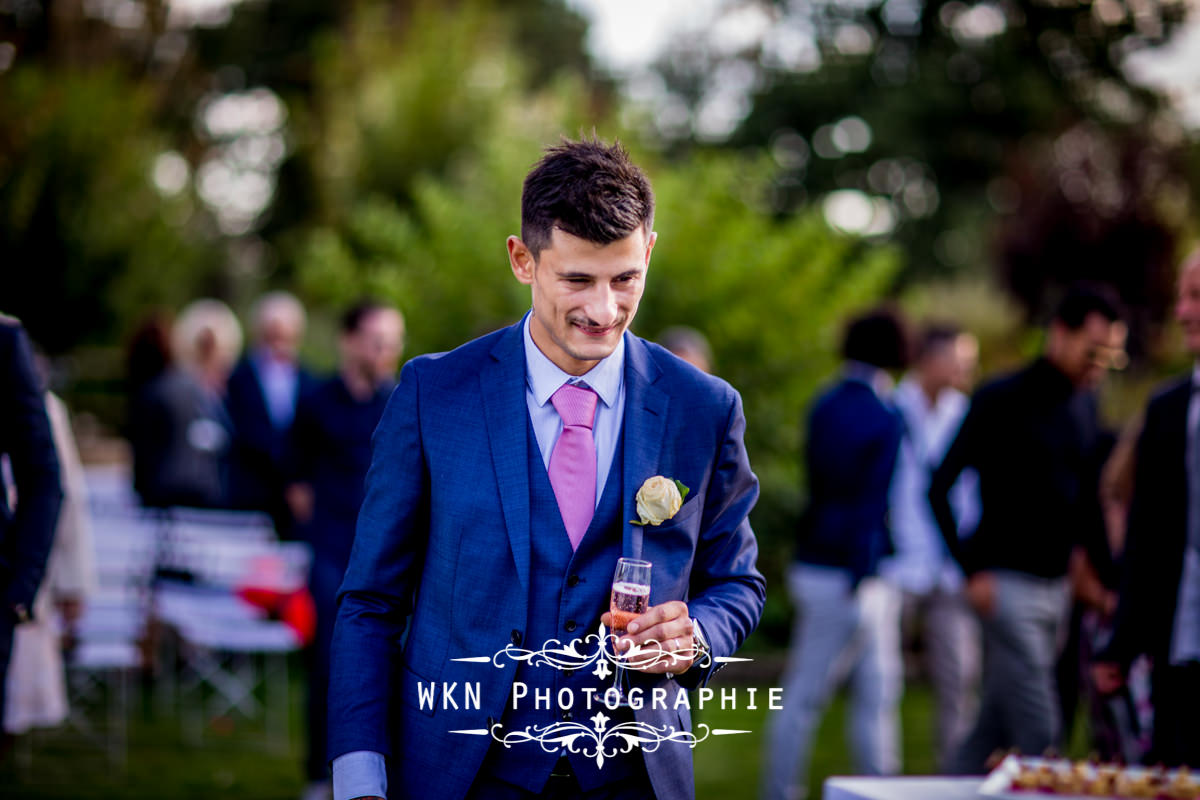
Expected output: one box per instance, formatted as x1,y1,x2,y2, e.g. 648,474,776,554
583,285,620,326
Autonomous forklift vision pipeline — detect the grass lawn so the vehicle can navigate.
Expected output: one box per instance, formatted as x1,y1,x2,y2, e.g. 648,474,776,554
693,681,939,800
0,657,970,800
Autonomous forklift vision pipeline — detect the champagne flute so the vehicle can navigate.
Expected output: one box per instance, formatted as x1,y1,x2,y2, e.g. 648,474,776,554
607,557,651,706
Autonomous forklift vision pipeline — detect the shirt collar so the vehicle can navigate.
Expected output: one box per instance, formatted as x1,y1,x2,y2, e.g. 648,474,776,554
896,374,959,415
844,360,894,398
253,347,294,373
522,312,624,409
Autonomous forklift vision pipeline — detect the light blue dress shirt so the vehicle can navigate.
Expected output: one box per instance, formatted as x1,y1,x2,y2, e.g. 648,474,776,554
252,349,299,429
332,314,628,800
880,376,980,595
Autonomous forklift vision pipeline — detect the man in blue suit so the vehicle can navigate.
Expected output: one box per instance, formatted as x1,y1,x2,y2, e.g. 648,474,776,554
762,308,909,800
328,139,764,800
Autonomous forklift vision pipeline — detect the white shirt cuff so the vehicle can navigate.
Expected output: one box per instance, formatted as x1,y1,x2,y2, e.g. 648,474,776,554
332,750,387,800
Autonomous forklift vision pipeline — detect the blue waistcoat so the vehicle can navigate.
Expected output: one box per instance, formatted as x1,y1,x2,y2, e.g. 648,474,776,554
480,419,642,791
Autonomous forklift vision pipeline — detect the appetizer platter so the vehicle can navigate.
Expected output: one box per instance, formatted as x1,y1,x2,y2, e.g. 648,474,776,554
979,755,1200,800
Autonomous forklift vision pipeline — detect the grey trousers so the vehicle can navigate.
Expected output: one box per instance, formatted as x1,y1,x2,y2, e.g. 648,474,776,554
761,564,903,800
901,588,981,770
950,570,1069,774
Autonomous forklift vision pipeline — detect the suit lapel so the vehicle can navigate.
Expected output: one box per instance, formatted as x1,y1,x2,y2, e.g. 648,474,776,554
480,322,532,592
621,335,669,560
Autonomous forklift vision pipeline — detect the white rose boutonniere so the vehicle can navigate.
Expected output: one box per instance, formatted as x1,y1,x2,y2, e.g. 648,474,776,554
632,476,690,526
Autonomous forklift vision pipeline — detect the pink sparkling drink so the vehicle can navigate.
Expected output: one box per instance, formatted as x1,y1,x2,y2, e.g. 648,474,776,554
610,581,650,634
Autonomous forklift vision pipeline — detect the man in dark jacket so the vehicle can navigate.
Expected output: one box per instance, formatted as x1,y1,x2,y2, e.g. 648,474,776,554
930,284,1123,772
1094,251,1200,767
226,292,314,537
287,301,403,800
762,308,909,800
0,316,62,725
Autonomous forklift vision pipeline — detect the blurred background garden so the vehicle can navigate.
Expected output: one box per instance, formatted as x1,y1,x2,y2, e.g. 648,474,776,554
3,0,1200,796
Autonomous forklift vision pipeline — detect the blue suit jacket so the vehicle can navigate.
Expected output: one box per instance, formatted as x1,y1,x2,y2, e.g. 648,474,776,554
328,321,764,800
795,375,902,583
225,356,315,514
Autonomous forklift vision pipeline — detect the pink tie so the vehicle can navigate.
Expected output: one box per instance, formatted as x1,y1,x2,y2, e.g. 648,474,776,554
548,383,598,550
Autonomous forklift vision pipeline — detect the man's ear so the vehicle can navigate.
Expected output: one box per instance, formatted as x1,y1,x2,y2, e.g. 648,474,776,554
644,230,657,268
508,236,535,285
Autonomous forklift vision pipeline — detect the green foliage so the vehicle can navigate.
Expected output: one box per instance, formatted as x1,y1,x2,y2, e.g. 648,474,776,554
304,1,513,219
0,67,221,351
290,2,618,353
899,277,1027,373
653,0,1197,351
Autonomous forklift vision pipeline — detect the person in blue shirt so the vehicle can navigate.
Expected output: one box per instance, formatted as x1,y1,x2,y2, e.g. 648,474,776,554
762,307,910,800
287,300,405,800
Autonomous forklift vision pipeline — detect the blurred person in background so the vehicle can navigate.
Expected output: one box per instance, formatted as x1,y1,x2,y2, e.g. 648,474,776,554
226,292,314,540
125,312,174,503
4,354,96,739
1091,411,1156,764
880,324,982,770
1094,250,1200,767
762,307,910,800
929,283,1124,773
0,316,62,745
125,311,174,393
659,325,713,374
286,301,404,800
1054,319,1129,758
129,299,242,509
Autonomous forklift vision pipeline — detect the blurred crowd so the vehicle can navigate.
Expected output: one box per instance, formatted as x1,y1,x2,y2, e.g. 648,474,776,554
5,254,1200,799
764,251,1200,800
1,292,405,800
124,293,404,800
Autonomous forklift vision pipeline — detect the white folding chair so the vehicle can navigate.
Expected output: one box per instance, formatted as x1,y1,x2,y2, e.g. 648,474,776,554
152,510,309,751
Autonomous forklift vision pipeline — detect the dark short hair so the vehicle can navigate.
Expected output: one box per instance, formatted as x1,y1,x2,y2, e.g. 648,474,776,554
341,300,387,334
521,138,655,257
915,322,962,362
841,306,911,370
1052,283,1123,329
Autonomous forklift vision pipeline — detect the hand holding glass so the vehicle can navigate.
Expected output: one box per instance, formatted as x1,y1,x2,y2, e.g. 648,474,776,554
607,557,651,705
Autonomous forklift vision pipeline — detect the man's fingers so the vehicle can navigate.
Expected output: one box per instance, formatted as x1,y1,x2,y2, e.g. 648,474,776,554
624,618,693,649
630,616,693,637
626,601,688,634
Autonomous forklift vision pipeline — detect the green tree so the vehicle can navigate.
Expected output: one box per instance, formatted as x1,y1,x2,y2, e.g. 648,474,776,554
646,0,1197,350
0,66,221,352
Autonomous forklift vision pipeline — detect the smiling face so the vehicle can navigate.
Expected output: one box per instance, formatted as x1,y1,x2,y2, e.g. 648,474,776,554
508,226,656,376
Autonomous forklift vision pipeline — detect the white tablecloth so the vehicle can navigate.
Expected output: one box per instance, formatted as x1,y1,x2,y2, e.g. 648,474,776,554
823,776,984,800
